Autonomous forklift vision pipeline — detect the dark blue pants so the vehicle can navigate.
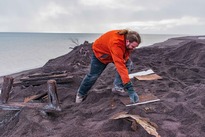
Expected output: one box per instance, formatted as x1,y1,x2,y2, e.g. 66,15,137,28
78,54,132,96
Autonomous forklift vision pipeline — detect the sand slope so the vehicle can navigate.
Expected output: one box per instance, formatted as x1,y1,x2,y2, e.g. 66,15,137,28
1,36,205,137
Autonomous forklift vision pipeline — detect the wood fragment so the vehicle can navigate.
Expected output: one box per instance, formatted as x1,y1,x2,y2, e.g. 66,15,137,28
24,92,47,103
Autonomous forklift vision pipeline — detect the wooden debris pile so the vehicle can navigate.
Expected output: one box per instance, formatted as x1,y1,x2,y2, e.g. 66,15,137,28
0,76,61,112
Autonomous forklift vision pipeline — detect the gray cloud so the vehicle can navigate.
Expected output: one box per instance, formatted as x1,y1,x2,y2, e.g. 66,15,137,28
0,0,204,34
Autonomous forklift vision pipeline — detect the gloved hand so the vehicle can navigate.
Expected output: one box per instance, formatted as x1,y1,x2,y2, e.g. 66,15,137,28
124,81,139,103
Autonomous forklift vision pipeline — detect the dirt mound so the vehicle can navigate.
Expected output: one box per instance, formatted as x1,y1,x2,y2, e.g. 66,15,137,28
1,36,205,137
42,42,93,73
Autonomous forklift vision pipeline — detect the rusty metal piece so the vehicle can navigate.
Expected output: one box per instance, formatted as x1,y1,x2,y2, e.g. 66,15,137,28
0,76,14,104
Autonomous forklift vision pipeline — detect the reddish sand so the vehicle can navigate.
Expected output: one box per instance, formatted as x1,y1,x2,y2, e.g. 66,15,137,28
0,36,205,137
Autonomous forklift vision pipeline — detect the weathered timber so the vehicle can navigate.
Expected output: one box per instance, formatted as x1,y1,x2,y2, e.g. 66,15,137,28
0,102,62,111
44,80,61,111
20,73,68,81
0,102,47,110
14,76,73,87
28,71,67,78
0,76,14,104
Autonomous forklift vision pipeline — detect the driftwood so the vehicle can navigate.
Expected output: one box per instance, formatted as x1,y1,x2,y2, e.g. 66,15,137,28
20,73,68,81
28,71,67,78
0,102,61,112
15,76,73,87
14,72,73,87
0,76,14,104
0,102,47,110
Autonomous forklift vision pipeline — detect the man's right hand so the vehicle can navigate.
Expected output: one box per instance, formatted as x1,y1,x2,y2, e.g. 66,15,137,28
124,81,139,103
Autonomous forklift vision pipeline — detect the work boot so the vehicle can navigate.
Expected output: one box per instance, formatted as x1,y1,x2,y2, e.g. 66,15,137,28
112,88,129,97
75,93,86,103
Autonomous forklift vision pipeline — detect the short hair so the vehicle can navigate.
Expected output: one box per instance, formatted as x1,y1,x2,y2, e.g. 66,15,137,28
118,29,141,44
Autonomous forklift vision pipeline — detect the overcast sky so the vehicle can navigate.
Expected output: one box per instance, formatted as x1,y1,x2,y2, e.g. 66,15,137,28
0,0,204,35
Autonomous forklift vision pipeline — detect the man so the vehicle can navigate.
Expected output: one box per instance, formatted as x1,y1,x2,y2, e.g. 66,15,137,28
76,29,141,103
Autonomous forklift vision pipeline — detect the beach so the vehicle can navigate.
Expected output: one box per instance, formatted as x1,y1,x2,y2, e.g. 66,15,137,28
1,35,205,137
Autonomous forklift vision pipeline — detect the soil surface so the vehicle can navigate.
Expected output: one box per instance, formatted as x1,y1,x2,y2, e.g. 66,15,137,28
1,36,205,137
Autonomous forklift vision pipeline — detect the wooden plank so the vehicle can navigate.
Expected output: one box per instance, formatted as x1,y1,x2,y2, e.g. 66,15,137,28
0,102,46,110
55,76,74,83
135,74,162,81
0,102,61,111
14,76,73,87
28,71,67,78
20,73,68,81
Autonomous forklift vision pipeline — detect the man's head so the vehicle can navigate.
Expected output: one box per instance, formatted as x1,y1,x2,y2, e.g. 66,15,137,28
126,40,139,50
126,31,141,50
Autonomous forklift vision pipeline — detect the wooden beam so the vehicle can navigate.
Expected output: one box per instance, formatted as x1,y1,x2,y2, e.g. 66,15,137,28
0,101,62,111
20,73,68,81
0,102,46,110
13,76,73,87
45,80,61,111
0,76,14,104
28,71,67,78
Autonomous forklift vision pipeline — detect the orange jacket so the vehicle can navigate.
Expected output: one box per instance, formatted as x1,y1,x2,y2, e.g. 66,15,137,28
92,30,131,84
